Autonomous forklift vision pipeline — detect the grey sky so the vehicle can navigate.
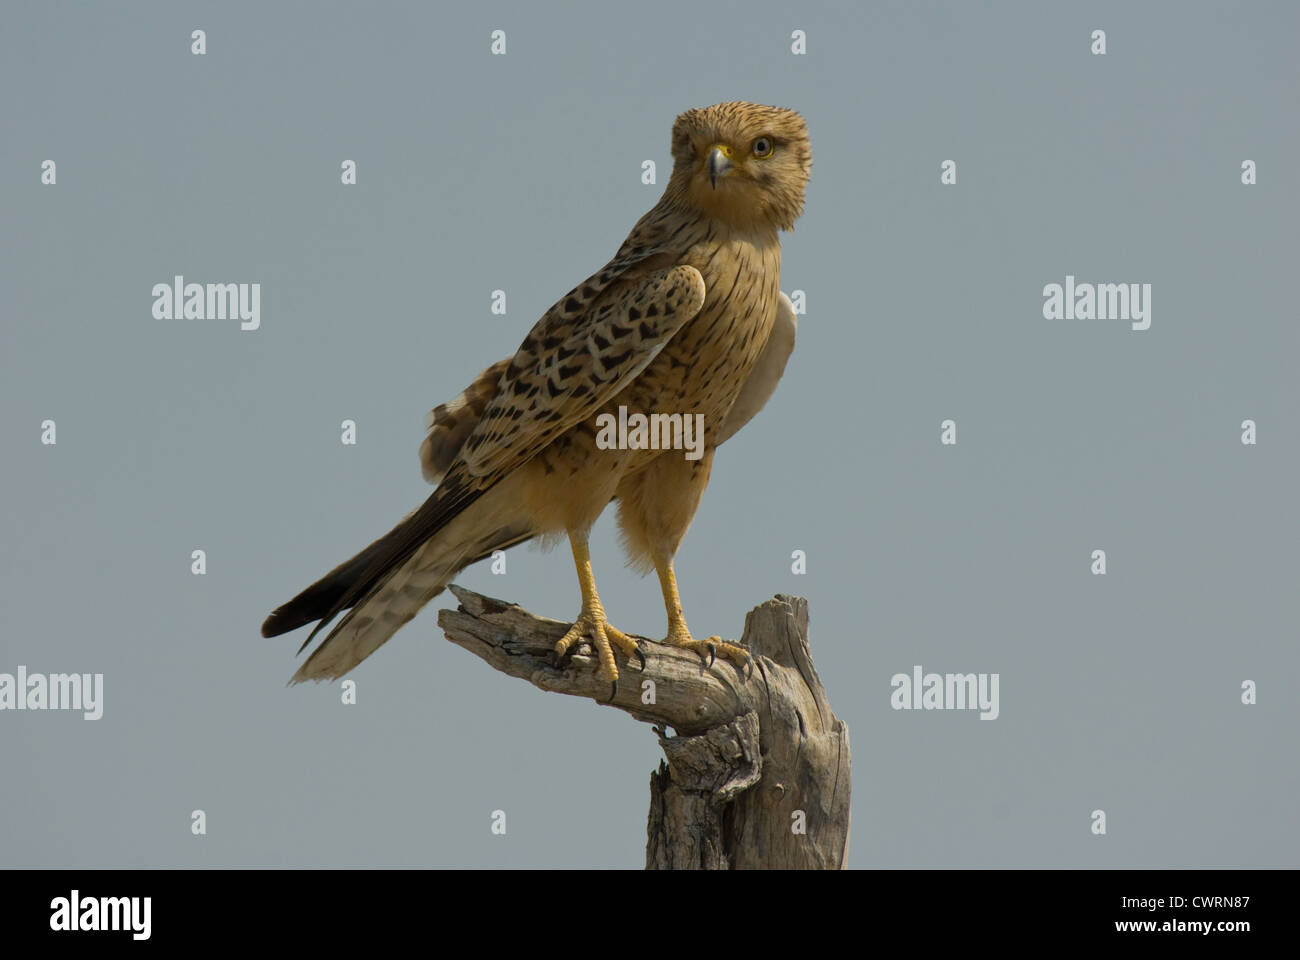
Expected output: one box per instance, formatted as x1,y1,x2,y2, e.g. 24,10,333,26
1,0,1296,868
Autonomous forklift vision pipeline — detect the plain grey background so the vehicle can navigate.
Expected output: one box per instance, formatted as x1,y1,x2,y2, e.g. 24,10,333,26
2,1,1296,868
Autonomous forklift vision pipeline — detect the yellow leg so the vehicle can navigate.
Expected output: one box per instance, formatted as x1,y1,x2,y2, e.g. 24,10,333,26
654,554,752,676
553,531,643,697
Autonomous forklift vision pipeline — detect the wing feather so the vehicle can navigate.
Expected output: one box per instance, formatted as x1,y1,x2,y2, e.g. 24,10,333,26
459,263,706,480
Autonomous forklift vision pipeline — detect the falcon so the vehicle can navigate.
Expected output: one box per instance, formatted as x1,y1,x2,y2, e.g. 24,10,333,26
262,101,812,696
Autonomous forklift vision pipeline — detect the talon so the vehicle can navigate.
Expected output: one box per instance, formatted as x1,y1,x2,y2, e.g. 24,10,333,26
558,534,638,693
634,646,647,671
661,627,750,676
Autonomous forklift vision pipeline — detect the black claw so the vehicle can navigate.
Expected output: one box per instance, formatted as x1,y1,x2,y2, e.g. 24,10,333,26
634,646,647,671
705,641,717,668
607,680,618,702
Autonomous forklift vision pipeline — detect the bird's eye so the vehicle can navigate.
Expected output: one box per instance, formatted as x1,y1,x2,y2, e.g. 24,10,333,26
752,137,774,158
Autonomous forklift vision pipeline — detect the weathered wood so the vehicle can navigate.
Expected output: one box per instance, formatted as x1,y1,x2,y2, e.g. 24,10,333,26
438,584,850,869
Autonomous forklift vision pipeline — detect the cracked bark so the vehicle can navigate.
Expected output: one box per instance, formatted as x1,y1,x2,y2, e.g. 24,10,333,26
438,584,850,869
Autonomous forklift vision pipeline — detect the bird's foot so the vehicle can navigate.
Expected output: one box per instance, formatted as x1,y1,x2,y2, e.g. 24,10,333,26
552,609,645,700
662,626,754,679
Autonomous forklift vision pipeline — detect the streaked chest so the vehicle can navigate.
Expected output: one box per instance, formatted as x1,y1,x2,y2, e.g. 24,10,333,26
624,232,781,423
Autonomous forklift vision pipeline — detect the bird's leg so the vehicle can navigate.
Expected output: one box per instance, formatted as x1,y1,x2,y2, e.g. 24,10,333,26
552,531,644,697
653,552,753,677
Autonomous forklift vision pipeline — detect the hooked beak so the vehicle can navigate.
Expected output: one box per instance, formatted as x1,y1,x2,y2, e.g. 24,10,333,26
707,145,734,189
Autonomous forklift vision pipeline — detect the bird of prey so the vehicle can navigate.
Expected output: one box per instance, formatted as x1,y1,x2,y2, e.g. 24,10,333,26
262,101,811,696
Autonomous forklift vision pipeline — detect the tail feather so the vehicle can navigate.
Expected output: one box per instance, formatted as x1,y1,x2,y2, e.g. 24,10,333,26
288,538,473,684
273,473,535,683
261,518,419,640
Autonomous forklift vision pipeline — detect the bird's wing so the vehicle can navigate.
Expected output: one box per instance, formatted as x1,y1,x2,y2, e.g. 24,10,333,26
272,252,705,680
420,358,510,485
419,216,699,483
716,290,798,445
420,291,795,486
457,262,706,480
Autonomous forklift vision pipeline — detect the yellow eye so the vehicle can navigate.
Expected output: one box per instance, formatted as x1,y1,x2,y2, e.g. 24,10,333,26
752,137,774,158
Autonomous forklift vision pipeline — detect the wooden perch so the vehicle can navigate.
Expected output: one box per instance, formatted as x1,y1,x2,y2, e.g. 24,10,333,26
438,584,851,869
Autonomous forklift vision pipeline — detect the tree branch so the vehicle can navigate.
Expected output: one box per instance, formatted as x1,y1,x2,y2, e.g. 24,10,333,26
438,584,851,869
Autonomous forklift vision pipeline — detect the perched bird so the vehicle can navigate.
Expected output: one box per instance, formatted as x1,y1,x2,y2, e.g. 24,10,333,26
262,101,811,695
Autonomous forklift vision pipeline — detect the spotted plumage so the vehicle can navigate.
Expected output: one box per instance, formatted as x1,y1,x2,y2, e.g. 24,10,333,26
263,102,811,687
419,358,508,484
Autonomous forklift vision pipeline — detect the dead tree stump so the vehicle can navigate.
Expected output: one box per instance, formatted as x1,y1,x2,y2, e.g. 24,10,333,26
438,585,850,869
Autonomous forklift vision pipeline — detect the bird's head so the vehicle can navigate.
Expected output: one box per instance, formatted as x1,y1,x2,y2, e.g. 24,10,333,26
669,102,811,233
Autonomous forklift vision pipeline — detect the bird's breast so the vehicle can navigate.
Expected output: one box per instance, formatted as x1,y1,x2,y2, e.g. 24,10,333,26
611,233,781,444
